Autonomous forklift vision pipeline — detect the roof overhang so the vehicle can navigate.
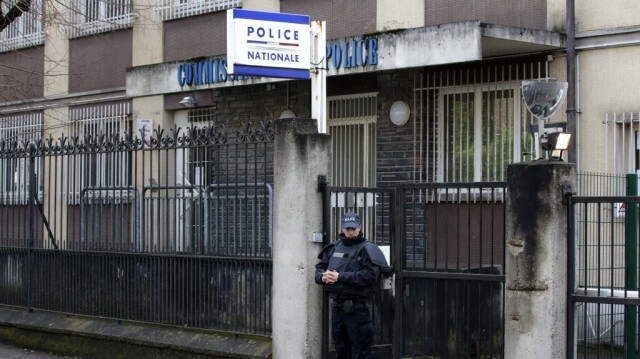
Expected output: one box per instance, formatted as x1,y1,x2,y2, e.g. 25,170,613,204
126,20,566,97
480,23,566,58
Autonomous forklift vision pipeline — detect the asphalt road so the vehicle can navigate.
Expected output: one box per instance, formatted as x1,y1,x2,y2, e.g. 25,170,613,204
0,343,76,358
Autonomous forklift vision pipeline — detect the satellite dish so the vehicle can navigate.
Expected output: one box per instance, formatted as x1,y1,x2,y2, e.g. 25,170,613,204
521,81,568,119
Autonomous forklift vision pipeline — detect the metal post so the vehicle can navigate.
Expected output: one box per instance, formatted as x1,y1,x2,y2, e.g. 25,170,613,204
392,184,405,358
566,195,576,359
566,0,577,163
310,20,327,134
626,173,638,359
319,176,330,359
28,154,36,312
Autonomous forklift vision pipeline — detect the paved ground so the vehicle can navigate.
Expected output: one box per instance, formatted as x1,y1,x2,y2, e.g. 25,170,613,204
0,343,76,358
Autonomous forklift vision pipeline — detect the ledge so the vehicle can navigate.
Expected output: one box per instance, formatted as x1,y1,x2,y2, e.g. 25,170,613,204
0,307,271,359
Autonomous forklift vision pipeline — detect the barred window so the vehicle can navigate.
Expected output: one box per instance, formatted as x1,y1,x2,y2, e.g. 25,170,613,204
155,0,240,21
603,111,640,175
66,102,132,204
438,85,523,182
67,0,135,38
0,0,45,52
0,112,43,204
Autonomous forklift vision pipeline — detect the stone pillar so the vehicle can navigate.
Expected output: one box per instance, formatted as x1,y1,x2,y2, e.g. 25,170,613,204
505,161,576,358
272,118,330,359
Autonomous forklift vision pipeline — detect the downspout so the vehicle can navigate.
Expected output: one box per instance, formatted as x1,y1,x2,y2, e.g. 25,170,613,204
566,0,577,163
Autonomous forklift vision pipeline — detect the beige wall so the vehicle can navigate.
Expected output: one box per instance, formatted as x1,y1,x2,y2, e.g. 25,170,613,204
132,0,163,66
575,46,640,172
244,0,279,12
43,1,69,97
576,0,640,32
547,0,566,32
377,0,424,31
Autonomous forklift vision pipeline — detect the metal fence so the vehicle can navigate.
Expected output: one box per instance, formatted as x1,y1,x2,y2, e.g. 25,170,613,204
570,172,634,359
0,120,274,337
569,194,640,359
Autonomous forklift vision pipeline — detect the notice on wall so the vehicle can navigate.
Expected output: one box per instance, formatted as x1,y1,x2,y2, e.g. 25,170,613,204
137,118,153,148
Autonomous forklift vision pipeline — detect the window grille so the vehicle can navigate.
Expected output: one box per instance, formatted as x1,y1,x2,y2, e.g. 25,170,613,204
188,107,216,124
0,112,43,204
0,0,45,52
438,86,521,182
67,0,135,38
328,93,377,187
155,0,240,22
66,102,132,203
603,111,640,175
418,62,547,183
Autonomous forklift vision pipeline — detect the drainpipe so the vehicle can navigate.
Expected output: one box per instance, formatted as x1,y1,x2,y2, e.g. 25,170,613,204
566,0,577,163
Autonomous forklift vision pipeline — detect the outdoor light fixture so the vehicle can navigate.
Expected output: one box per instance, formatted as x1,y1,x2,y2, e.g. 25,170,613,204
541,132,572,161
390,101,410,126
178,96,197,108
279,109,296,119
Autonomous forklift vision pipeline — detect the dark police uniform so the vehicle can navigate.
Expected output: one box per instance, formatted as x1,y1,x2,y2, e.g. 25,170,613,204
315,232,388,359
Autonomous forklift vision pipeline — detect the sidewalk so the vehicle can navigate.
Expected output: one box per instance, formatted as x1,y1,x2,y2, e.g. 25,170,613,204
0,342,74,358
0,307,272,359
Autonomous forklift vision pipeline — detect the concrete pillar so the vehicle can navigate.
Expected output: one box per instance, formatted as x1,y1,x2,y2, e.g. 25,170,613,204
272,118,330,358
505,161,576,358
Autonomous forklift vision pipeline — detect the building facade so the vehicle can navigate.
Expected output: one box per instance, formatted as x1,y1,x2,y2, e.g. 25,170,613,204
2,0,639,188
3,0,640,356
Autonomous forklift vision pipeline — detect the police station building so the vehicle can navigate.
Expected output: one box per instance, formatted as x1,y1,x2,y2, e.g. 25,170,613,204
125,4,565,190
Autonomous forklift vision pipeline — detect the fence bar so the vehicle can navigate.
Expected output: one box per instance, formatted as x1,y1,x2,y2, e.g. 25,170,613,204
626,173,638,359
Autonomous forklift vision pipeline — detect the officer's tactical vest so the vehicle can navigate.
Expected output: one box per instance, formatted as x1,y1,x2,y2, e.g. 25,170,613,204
325,240,374,298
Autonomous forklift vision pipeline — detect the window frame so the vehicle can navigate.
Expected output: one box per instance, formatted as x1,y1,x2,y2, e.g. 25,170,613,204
66,103,132,204
0,0,45,52
0,112,43,205
436,82,523,183
155,0,241,22
67,0,135,38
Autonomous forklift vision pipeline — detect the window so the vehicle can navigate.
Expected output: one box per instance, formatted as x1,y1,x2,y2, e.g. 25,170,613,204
437,84,526,182
0,0,45,51
67,0,135,38
328,93,377,187
603,111,640,175
66,103,132,203
0,112,43,204
155,0,241,21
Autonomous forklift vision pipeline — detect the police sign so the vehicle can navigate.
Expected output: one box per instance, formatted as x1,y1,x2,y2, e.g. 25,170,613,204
227,9,310,79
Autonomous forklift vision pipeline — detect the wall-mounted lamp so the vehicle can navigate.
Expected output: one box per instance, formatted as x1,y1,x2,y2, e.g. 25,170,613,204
179,96,196,108
390,101,410,126
279,109,296,119
541,132,572,161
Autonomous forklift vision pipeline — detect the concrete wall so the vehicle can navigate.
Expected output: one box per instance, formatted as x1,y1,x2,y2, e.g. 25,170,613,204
272,118,330,358
505,161,576,358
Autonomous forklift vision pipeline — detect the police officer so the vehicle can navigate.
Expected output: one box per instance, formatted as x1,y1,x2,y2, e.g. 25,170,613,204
315,212,389,359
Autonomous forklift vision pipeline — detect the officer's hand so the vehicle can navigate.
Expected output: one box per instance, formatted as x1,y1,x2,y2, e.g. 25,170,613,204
322,270,339,284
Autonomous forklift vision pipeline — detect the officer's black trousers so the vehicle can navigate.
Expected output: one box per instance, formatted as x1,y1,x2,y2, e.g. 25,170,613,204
331,306,374,359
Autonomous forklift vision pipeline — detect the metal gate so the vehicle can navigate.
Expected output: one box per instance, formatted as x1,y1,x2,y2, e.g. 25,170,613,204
321,181,506,358
568,194,640,359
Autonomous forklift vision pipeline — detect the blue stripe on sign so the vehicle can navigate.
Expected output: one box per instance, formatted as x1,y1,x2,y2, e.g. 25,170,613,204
232,9,309,25
234,65,310,79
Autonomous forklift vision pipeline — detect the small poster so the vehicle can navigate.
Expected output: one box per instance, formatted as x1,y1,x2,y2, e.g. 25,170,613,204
137,118,153,148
